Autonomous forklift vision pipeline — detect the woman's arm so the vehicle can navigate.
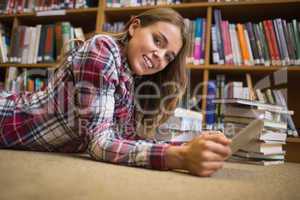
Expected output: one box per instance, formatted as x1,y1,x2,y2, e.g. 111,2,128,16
74,35,231,175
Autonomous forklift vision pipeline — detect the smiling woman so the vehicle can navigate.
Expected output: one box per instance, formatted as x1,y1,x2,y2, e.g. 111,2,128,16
0,8,231,177
126,21,182,75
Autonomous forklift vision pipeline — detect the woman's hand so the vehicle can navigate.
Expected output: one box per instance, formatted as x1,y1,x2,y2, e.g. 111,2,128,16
165,131,232,177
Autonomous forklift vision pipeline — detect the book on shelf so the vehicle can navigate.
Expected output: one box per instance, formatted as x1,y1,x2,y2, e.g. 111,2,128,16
212,9,300,66
0,0,98,14
4,67,47,93
0,23,10,64
6,22,85,64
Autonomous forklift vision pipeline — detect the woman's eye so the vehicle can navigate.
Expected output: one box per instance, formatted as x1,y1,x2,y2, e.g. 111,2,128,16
154,36,161,47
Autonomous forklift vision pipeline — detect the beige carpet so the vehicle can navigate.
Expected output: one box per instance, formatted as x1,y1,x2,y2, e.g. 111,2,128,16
0,149,300,200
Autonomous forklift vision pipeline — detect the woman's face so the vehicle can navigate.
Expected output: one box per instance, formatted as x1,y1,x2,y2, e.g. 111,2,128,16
126,20,183,76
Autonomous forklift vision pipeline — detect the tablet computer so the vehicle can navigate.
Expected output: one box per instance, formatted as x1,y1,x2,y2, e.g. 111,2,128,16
229,119,264,154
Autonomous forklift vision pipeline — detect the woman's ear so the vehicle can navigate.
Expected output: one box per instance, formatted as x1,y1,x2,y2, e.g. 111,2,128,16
128,18,141,37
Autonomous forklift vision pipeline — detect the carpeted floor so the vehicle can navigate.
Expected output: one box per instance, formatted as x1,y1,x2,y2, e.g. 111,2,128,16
0,149,300,200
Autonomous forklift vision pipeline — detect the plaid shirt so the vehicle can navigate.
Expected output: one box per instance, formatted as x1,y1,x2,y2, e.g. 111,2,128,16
0,35,169,170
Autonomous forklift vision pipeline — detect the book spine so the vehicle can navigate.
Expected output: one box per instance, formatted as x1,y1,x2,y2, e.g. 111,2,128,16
232,24,242,65
33,25,41,64
62,22,71,53
55,22,62,60
262,21,275,66
246,22,260,65
292,19,300,64
258,22,270,66
237,23,249,65
229,23,237,65
206,80,217,130
225,20,233,64
200,19,206,64
37,25,46,63
18,26,26,63
277,19,290,65
188,20,195,64
268,20,281,65
283,20,296,65
43,24,55,62
214,9,225,64
244,28,254,65
273,19,285,65
253,23,265,65
211,25,220,64
193,17,202,65
221,20,229,64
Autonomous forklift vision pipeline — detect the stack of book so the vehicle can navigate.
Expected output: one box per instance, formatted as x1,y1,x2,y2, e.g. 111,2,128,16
156,107,202,143
214,98,293,165
207,74,299,137
185,17,207,65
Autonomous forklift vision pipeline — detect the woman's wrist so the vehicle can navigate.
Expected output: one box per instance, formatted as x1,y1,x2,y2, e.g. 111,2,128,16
165,145,187,170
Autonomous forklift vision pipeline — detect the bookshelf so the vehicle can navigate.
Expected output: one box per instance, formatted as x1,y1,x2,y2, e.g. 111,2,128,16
0,0,300,161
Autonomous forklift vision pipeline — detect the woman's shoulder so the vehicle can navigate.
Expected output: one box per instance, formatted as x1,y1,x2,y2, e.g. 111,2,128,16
87,34,122,67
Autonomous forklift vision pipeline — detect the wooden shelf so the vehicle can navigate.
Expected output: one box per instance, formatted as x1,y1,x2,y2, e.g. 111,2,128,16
0,15,14,20
0,7,98,18
285,137,300,163
287,137,300,143
105,0,300,12
185,64,300,72
0,63,56,68
2,63,299,71
208,0,300,7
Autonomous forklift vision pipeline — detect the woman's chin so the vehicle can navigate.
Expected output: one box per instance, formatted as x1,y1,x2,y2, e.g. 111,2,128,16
132,65,146,76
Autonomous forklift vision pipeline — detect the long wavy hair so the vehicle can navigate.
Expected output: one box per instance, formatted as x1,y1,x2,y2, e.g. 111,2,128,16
112,8,190,138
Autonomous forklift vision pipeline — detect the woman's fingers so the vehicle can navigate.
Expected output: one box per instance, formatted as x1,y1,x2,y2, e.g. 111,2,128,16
203,140,232,158
201,132,232,146
201,151,225,162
